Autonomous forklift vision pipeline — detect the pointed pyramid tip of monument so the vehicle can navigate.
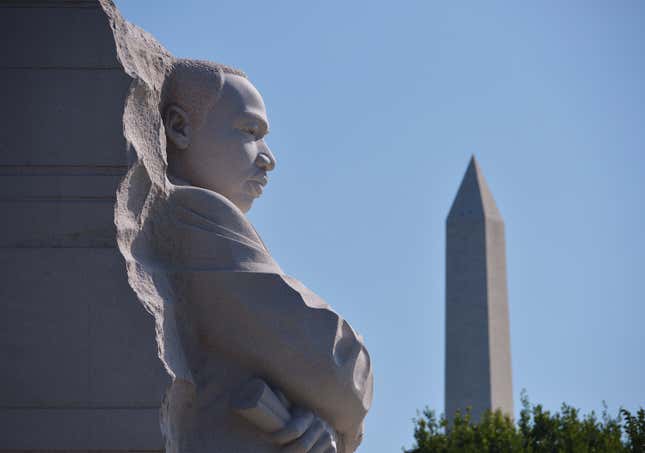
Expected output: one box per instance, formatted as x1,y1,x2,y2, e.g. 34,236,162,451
468,154,482,172
447,156,503,222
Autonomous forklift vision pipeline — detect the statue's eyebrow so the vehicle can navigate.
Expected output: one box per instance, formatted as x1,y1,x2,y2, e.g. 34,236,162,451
241,111,270,135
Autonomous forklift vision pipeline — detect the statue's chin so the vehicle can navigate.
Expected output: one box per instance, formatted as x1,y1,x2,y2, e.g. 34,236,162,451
239,200,254,214
170,176,256,213
231,194,254,214
201,189,254,213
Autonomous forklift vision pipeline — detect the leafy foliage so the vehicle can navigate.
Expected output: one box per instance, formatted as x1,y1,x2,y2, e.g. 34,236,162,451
405,391,644,453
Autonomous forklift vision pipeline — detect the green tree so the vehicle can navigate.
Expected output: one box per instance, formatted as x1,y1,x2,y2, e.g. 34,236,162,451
622,408,645,453
405,392,644,453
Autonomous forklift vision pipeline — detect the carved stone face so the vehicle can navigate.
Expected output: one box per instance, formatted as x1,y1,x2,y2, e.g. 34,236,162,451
166,74,276,213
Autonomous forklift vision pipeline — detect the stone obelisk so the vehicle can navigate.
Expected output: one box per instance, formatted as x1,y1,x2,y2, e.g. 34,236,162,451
445,156,513,422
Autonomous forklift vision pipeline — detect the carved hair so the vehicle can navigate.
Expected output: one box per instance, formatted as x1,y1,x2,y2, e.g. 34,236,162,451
160,58,247,131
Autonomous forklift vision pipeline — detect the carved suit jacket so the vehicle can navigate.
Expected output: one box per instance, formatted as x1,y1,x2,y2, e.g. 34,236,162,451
144,183,373,453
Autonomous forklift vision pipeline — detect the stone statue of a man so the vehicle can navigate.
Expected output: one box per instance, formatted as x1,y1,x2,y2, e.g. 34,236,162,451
138,59,373,453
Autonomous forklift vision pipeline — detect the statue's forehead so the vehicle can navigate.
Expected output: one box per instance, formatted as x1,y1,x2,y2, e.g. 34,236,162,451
220,74,267,120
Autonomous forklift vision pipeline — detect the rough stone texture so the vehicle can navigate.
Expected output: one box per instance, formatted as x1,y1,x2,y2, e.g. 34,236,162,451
0,0,168,450
445,156,514,422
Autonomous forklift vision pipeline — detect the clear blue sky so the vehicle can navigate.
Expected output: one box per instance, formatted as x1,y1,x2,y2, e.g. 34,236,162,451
115,1,645,451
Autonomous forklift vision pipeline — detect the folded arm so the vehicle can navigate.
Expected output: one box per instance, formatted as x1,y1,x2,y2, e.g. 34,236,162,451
171,270,372,451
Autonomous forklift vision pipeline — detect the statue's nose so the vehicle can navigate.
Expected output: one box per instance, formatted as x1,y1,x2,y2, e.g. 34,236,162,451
255,145,276,172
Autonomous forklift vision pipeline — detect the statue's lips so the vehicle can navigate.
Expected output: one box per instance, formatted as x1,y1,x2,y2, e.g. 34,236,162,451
246,178,267,197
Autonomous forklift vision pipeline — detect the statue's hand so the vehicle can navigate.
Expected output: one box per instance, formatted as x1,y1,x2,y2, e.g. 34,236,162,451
231,378,340,452
269,406,338,453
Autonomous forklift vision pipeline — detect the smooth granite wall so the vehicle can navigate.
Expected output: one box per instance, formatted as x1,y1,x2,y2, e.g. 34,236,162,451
445,156,513,422
0,0,169,450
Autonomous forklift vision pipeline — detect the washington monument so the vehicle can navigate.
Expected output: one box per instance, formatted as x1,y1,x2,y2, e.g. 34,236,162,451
445,156,514,421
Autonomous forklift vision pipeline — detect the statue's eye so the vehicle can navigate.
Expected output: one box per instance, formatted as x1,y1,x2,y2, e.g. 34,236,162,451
242,126,257,138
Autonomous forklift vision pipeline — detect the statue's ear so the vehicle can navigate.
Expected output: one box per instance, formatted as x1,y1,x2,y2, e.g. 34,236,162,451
164,105,191,150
